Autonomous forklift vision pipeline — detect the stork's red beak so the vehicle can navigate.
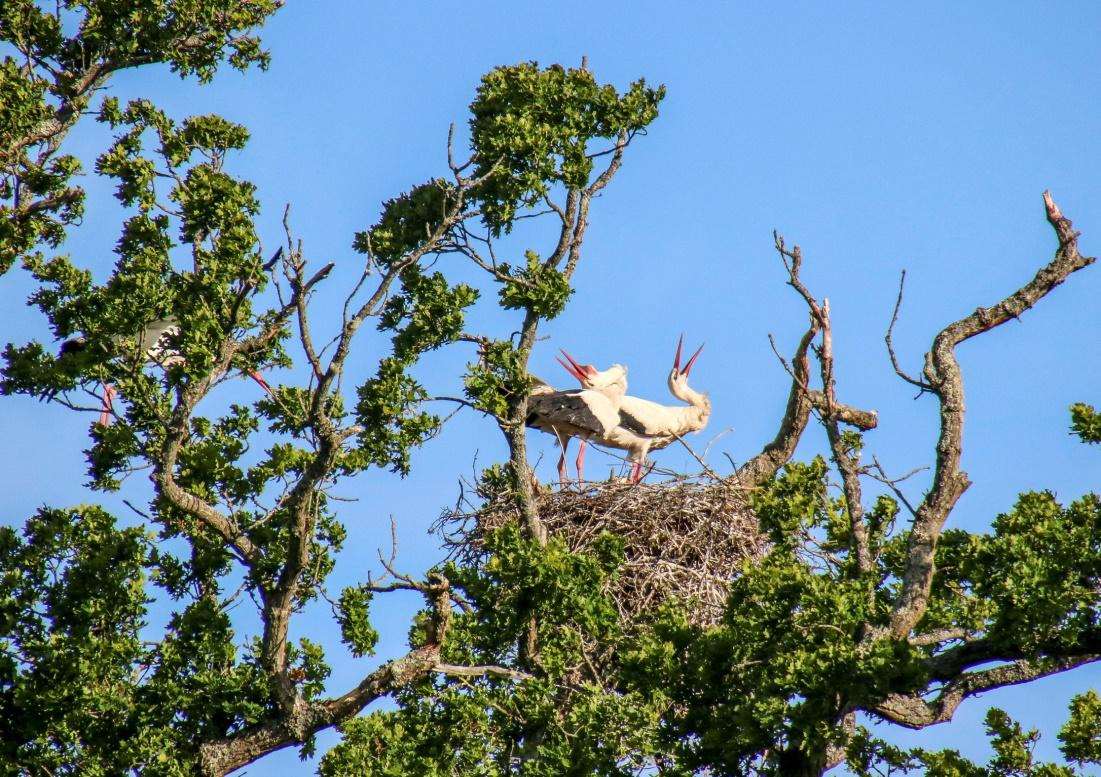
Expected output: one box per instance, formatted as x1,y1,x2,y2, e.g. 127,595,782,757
673,334,704,376
557,356,584,382
559,349,597,381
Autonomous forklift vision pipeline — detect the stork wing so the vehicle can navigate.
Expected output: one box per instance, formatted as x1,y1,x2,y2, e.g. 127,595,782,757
528,390,616,436
618,395,677,436
139,316,179,346
136,316,180,360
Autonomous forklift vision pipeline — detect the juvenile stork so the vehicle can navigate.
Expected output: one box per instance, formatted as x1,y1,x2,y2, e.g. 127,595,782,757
527,351,628,483
561,336,711,483
58,315,272,425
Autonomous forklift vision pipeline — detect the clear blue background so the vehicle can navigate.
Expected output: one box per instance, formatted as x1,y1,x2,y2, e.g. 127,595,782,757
3,1,1100,773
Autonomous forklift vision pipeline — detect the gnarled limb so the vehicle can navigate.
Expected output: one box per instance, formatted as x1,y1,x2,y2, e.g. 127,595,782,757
198,644,441,777
735,244,821,487
870,655,1100,730
807,391,877,430
200,574,456,777
887,192,1095,639
737,234,878,488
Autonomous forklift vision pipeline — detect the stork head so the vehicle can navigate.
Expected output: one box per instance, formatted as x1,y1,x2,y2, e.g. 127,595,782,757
668,334,704,394
557,349,628,395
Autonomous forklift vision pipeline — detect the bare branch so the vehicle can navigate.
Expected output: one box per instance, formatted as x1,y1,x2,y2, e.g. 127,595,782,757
885,269,932,390
736,320,818,486
866,456,924,518
815,297,873,576
807,391,878,430
887,191,1096,639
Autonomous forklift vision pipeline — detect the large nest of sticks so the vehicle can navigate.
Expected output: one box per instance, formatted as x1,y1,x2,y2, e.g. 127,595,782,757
439,477,768,627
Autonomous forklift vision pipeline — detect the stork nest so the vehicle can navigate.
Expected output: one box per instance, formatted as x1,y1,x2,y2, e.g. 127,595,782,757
438,476,768,628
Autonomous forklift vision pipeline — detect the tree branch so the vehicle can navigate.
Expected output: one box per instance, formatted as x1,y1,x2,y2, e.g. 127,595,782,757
736,233,827,486
200,574,452,776
870,655,1099,729
736,321,818,486
887,191,1095,639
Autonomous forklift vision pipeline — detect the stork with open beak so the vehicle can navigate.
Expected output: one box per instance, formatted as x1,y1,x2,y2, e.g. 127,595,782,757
526,350,628,483
561,335,711,483
58,315,273,425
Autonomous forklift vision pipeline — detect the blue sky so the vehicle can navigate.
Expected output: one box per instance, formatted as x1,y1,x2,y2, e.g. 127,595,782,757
3,1,1101,773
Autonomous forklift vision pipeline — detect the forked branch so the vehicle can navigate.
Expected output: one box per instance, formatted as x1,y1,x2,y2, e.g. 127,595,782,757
886,191,1096,639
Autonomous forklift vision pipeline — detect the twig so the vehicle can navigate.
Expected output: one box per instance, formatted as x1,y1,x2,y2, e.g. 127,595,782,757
885,269,933,391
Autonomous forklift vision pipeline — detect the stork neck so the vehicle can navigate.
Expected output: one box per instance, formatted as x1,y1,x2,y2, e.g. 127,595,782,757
668,378,705,408
666,381,711,433
598,382,627,408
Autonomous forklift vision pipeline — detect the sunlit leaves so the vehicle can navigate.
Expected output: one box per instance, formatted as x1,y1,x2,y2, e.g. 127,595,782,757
320,526,659,777
0,506,147,771
379,264,479,361
1071,403,1101,444
1060,690,1101,766
464,339,532,419
0,0,279,276
337,586,380,658
355,357,440,475
469,62,664,234
354,179,457,267
751,457,831,546
849,705,1090,776
497,249,572,318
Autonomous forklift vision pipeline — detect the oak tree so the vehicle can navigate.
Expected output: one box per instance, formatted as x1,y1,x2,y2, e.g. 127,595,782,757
2,4,1099,776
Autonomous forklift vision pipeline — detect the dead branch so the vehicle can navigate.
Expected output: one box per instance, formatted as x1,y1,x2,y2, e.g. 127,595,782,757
886,191,1095,639
885,269,932,390
736,321,819,486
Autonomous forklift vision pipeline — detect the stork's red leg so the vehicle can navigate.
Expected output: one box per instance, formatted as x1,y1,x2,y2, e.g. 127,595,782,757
98,383,116,426
247,370,273,395
575,439,587,482
557,437,570,483
629,460,643,484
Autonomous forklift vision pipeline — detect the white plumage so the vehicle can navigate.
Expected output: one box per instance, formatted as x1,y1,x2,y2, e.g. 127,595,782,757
526,352,629,482
561,336,711,482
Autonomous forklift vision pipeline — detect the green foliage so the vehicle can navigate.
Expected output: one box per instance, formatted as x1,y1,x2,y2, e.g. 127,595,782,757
354,357,440,475
1071,403,1101,443
379,264,479,361
497,250,572,319
752,457,832,546
1060,690,1101,765
0,505,150,773
0,505,271,774
465,339,533,419
2,29,679,773
469,61,664,234
847,702,1101,776
3,98,288,494
354,179,458,266
320,526,664,776
0,0,279,275
337,586,380,658
18,27,1097,776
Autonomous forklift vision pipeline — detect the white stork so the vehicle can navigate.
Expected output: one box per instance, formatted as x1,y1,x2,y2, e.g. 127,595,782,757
59,315,272,425
527,350,628,483
560,335,711,483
